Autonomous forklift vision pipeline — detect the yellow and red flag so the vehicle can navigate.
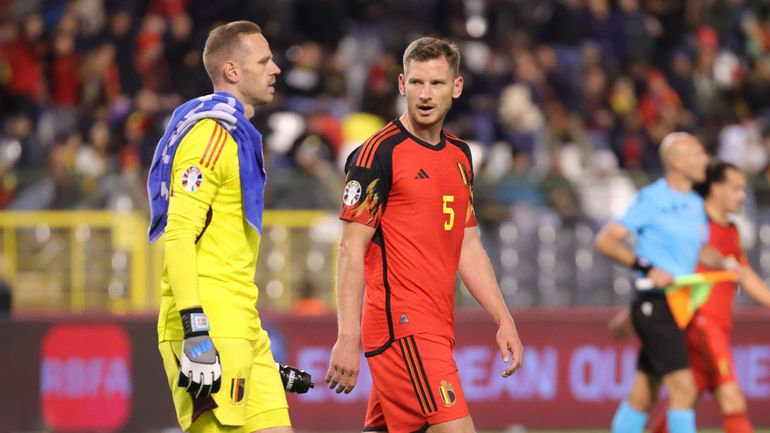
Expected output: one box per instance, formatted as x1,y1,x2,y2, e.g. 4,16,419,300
663,271,738,329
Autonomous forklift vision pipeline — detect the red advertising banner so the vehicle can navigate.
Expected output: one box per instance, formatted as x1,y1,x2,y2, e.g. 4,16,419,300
0,308,768,432
267,308,770,431
40,324,132,431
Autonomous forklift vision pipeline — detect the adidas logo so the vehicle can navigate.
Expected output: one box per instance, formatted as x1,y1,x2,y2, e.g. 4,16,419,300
415,169,429,179
399,314,410,324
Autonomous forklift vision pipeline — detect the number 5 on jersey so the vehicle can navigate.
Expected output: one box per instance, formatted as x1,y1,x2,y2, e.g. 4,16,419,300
443,195,455,231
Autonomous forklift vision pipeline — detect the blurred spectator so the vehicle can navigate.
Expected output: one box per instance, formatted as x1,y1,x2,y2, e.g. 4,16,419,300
0,0,768,225
291,280,330,316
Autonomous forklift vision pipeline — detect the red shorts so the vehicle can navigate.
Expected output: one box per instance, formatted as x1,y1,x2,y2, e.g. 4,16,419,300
686,314,737,392
363,334,469,433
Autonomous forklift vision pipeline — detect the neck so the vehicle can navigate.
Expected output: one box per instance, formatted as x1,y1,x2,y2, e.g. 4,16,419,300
399,113,442,145
704,199,728,224
213,85,255,119
664,171,692,193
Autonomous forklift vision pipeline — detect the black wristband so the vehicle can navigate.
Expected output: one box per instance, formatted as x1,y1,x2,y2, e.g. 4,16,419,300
632,257,653,276
180,307,210,337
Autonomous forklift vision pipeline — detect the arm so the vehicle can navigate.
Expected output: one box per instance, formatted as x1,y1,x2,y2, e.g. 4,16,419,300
457,226,523,377
740,266,770,309
325,221,375,393
699,245,729,270
594,221,674,288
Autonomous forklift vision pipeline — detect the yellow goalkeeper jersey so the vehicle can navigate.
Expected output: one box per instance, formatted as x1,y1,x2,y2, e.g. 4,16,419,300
157,118,262,341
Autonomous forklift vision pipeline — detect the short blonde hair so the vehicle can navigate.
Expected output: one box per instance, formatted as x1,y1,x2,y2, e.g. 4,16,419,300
202,21,262,83
402,37,461,77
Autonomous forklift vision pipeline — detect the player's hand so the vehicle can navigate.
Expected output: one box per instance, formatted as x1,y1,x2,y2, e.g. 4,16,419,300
178,308,222,399
608,308,633,340
648,267,675,288
496,319,523,378
325,334,360,394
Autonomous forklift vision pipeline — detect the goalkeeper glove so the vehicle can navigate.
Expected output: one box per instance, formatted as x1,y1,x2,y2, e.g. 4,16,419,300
178,307,222,399
277,363,314,394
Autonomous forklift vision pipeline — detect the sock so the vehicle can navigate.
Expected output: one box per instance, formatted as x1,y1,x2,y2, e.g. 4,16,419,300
722,412,753,433
667,409,696,433
611,401,648,433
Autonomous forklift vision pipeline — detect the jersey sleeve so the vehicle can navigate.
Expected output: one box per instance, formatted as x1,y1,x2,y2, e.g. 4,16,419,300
164,119,233,310
339,145,391,228
617,190,652,234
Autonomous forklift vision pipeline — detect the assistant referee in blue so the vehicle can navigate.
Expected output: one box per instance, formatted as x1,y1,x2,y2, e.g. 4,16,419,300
595,132,724,433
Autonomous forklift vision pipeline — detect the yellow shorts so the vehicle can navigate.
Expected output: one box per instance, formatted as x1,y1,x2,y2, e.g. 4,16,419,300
159,328,291,433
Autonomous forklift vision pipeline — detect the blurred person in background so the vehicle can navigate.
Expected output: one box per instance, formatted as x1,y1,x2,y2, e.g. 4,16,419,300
146,21,301,433
595,132,715,433
644,161,770,433
326,36,523,433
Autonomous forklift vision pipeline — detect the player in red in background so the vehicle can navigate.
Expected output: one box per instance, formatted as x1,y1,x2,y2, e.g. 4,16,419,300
631,161,770,433
324,37,523,433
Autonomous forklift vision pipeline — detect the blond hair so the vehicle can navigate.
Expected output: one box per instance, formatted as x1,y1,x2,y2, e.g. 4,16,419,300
403,37,461,76
202,21,262,83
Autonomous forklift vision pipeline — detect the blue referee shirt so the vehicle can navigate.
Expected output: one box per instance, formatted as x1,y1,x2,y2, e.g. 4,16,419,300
618,178,708,277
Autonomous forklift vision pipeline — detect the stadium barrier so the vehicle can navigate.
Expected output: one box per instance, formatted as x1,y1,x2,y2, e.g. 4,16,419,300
1,308,768,431
0,210,337,313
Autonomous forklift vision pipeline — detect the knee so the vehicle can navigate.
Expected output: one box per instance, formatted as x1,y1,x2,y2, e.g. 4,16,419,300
627,390,655,413
667,378,698,408
718,388,747,414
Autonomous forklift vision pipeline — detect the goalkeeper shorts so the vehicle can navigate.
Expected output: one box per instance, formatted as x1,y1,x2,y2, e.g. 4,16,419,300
158,328,290,433
364,333,469,432
631,292,690,376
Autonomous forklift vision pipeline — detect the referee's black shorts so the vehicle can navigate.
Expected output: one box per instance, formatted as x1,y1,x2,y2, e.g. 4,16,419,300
630,291,690,375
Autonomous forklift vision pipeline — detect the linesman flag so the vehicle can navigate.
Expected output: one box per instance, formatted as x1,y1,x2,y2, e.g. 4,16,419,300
637,271,739,329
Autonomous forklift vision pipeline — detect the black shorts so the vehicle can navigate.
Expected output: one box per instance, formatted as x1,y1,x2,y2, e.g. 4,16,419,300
630,292,689,376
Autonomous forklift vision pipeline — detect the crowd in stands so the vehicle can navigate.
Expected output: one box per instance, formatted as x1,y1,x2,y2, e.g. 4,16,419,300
2,0,770,230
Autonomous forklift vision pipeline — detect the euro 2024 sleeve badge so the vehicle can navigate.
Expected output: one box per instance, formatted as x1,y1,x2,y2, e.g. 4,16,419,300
181,166,203,192
343,180,362,206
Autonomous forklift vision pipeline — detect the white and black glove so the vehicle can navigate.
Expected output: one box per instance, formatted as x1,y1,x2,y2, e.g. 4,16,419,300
178,307,222,399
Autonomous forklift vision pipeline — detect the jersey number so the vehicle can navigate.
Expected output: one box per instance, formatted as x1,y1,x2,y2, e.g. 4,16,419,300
443,195,455,231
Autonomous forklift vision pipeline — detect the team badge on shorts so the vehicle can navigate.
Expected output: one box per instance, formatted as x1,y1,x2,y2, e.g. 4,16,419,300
181,166,203,192
438,380,456,407
231,377,246,403
343,180,362,206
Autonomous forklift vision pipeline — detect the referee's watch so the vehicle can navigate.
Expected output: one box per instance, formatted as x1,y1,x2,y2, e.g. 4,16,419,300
632,257,653,276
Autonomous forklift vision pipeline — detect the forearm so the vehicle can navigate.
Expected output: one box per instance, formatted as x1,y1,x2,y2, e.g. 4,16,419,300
742,267,770,309
164,195,211,310
458,236,513,326
700,245,727,269
335,240,366,338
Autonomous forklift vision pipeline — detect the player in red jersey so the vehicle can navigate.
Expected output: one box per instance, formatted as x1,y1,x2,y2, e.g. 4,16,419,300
642,161,770,433
325,37,523,433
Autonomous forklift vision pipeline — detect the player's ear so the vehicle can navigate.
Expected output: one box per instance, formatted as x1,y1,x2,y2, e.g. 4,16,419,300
223,60,239,84
398,73,406,96
452,75,463,99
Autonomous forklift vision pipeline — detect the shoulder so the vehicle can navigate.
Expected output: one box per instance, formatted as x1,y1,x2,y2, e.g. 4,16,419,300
176,119,233,170
345,121,407,171
444,130,474,173
445,131,471,158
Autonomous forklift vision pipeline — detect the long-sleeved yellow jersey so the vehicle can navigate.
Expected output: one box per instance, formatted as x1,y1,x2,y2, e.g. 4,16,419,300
157,118,262,341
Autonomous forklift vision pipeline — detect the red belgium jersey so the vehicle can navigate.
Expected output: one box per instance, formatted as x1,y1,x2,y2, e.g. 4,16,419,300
695,219,747,330
339,119,476,356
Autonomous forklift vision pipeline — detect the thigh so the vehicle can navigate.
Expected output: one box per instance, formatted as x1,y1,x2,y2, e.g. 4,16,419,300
243,329,291,432
686,316,736,391
631,296,689,376
367,334,470,433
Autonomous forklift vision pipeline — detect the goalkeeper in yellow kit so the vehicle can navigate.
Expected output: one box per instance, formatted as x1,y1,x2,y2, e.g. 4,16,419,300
147,21,308,433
